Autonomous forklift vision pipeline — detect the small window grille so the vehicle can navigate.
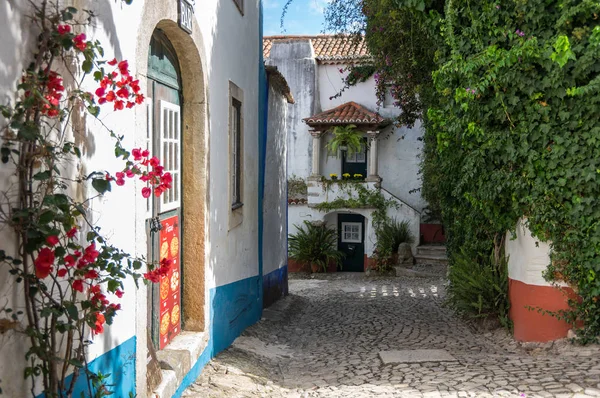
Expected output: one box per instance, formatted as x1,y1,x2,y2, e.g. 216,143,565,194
231,98,242,209
159,100,181,213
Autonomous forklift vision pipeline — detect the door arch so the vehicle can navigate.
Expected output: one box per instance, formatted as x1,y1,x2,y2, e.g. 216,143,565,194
137,18,208,335
147,29,183,349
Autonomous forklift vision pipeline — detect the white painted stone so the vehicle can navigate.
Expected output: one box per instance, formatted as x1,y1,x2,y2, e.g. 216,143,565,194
378,349,457,364
232,336,293,359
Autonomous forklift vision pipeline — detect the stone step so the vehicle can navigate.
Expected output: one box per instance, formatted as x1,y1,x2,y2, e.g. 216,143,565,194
414,254,448,266
416,245,447,256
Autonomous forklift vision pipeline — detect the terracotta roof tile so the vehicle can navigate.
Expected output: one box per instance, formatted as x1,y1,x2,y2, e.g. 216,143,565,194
264,35,370,64
303,102,386,126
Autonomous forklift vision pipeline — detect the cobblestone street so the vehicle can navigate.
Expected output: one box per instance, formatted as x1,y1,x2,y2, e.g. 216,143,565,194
184,268,600,397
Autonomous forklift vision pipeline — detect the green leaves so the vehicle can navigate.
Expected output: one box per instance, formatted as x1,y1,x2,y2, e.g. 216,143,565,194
92,178,111,195
551,35,576,68
418,0,600,342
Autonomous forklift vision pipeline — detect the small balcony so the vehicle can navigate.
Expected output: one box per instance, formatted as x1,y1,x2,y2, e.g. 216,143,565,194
306,179,379,207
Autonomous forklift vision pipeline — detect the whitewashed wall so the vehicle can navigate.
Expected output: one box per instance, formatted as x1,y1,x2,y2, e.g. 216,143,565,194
200,0,261,288
0,0,262,396
263,83,288,276
266,40,319,180
317,64,427,212
505,218,564,287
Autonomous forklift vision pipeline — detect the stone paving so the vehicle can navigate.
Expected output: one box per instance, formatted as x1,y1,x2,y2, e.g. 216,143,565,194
183,268,600,397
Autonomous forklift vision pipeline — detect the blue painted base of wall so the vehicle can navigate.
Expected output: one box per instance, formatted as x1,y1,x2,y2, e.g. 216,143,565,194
209,275,262,355
42,275,262,398
173,275,262,397
37,336,136,398
262,265,288,308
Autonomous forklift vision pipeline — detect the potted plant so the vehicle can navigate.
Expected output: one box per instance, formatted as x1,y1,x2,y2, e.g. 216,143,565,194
342,173,351,180
353,173,364,180
325,124,363,158
288,221,344,273
330,173,339,181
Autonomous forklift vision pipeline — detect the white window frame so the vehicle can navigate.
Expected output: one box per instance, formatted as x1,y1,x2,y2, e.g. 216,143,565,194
145,97,153,218
231,98,243,209
158,100,181,213
341,222,362,243
383,85,394,108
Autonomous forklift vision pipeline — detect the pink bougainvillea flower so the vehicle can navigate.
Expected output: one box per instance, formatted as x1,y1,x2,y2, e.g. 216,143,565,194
93,312,105,334
149,157,160,168
57,24,71,35
107,58,118,66
46,235,60,246
118,60,129,76
132,148,142,160
73,33,87,51
83,243,100,264
115,289,124,298
57,268,68,277
72,279,84,293
64,255,76,267
34,248,55,279
141,187,151,198
84,269,99,279
66,227,78,238
114,100,124,111
116,87,129,99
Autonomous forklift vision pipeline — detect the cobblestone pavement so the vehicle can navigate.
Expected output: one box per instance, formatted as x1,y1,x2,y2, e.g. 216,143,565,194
183,268,600,398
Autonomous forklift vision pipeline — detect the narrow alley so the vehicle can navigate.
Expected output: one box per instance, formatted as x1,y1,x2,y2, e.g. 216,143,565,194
184,267,600,398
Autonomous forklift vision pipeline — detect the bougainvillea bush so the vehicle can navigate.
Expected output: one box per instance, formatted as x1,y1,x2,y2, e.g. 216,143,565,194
0,1,168,396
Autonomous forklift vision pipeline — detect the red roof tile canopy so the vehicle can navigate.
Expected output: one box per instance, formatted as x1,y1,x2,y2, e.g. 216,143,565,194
303,102,388,130
263,35,371,64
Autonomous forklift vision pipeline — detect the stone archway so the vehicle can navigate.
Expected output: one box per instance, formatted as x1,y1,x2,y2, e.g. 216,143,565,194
134,1,209,391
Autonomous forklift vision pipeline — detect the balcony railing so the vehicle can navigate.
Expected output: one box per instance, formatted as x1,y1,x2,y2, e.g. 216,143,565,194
306,179,379,207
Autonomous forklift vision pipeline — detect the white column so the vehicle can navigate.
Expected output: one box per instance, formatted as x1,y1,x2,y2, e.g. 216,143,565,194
310,130,322,178
367,131,381,182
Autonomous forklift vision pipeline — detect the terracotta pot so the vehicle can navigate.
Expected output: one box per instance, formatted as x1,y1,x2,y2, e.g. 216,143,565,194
327,262,338,273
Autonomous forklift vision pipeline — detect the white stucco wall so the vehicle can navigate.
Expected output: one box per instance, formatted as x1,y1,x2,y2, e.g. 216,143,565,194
288,205,377,256
317,64,427,212
266,40,319,180
0,0,262,395
505,218,564,287
263,83,288,275
201,0,261,288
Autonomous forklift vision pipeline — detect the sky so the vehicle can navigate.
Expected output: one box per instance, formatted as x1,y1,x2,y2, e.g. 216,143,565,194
263,0,329,36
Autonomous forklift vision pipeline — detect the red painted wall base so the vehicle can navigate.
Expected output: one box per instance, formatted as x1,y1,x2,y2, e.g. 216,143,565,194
509,278,575,342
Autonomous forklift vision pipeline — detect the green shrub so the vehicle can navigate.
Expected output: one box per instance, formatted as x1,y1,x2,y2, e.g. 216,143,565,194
288,221,344,272
374,219,414,271
446,249,510,328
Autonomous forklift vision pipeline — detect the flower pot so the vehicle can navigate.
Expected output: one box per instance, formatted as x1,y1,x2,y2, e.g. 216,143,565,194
310,263,320,273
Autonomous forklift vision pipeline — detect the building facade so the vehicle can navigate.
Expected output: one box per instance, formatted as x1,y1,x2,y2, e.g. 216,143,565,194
264,35,427,272
0,0,289,396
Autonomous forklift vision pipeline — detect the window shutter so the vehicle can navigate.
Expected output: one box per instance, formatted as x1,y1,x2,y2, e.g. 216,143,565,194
159,100,181,213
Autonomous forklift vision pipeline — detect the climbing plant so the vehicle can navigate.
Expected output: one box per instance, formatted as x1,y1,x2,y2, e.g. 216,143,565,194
428,0,600,342
0,1,170,396
321,0,600,341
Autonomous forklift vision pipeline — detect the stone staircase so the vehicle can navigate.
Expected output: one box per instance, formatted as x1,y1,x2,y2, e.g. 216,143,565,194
415,245,448,265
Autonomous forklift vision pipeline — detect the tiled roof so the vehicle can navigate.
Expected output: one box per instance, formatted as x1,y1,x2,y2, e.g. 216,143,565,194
263,35,370,64
303,102,386,126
